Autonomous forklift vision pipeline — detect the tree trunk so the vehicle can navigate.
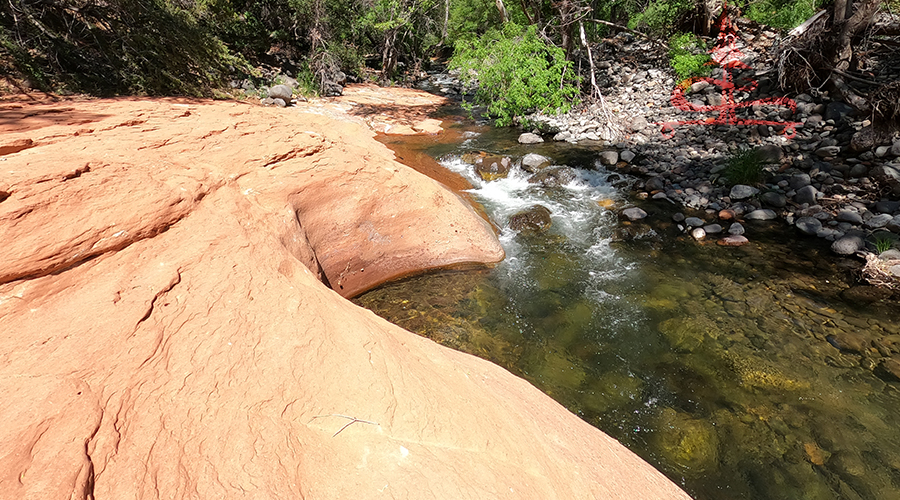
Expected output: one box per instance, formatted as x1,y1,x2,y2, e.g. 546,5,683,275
495,0,509,23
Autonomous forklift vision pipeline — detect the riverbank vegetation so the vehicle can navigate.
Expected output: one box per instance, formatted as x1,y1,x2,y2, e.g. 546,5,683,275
1,0,897,126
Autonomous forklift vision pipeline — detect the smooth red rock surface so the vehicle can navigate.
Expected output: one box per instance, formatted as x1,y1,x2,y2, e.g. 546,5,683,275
0,91,691,500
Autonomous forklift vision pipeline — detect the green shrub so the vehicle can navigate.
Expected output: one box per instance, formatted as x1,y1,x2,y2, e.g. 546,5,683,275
628,0,694,33
723,148,765,185
742,0,823,29
449,22,579,126
669,33,712,82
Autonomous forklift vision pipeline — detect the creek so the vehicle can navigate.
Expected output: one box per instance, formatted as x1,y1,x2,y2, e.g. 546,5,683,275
358,111,900,500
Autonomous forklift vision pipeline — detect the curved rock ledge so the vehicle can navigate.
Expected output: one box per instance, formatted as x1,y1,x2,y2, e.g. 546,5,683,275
0,94,690,499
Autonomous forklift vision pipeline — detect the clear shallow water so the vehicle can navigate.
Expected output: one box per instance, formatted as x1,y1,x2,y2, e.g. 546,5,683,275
361,121,900,499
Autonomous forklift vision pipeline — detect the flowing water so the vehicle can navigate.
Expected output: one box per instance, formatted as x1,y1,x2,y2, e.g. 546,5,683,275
358,116,900,499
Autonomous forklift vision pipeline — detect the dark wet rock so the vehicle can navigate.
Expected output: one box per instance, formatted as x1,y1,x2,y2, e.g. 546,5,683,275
875,356,900,383
528,166,577,187
825,332,869,354
848,163,868,177
760,191,787,208
832,234,865,255
620,150,636,163
841,285,893,304
866,214,894,229
874,201,900,214
795,217,823,236
521,153,551,172
600,151,619,166
718,235,749,246
837,210,864,224
795,185,819,205
850,126,878,152
703,224,723,234
756,144,782,163
672,212,686,223
475,156,512,181
744,209,777,220
790,173,812,190
728,222,745,235
645,176,666,192
730,184,759,200
508,205,552,232
870,165,900,193
825,101,856,123
267,84,293,101
622,207,648,221
518,132,544,144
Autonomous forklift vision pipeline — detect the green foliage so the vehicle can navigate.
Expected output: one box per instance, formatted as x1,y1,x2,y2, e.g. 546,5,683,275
628,0,694,33
871,231,898,254
723,149,765,186
1,0,247,96
669,33,712,81
741,0,823,29
450,23,579,127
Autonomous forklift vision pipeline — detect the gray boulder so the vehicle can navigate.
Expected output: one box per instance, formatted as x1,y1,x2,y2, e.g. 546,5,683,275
645,176,666,192
836,210,863,224
728,222,745,235
794,185,819,205
599,151,619,166
620,150,636,163
730,184,759,200
760,191,787,208
684,217,705,228
832,234,865,255
789,173,811,190
521,153,551,172
268,84,293,101
622,207,648,221
518,132,544,144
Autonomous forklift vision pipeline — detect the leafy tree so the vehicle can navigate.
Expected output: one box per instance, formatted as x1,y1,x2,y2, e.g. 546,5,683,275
450,22,579,126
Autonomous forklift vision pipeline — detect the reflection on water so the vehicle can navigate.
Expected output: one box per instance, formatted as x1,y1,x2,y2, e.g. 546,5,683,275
361,122,900,499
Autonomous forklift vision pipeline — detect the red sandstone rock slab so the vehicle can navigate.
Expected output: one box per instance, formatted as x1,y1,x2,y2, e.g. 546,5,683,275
0,94,690,500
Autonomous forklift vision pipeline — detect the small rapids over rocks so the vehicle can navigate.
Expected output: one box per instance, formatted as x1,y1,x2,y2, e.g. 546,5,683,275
359,125,900,500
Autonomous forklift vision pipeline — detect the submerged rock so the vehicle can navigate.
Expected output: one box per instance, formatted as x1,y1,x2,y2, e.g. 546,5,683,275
528,166,577,187
475,155,512,181
509,205,553,233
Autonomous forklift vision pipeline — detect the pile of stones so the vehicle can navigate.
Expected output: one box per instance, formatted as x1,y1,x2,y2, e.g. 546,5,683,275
514,20,900,266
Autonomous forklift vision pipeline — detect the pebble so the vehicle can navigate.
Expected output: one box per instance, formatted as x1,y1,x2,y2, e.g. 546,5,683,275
837,210,864,224
729,222,745,235
692,228,707,240
685,217,705,228
760,191,787,208
795,185,819,205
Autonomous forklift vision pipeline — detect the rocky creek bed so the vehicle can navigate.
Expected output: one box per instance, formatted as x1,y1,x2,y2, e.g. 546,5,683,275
360,119,900,500
421,16,900,291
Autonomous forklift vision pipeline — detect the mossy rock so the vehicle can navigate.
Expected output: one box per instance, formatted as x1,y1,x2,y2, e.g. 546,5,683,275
653,407,719,476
